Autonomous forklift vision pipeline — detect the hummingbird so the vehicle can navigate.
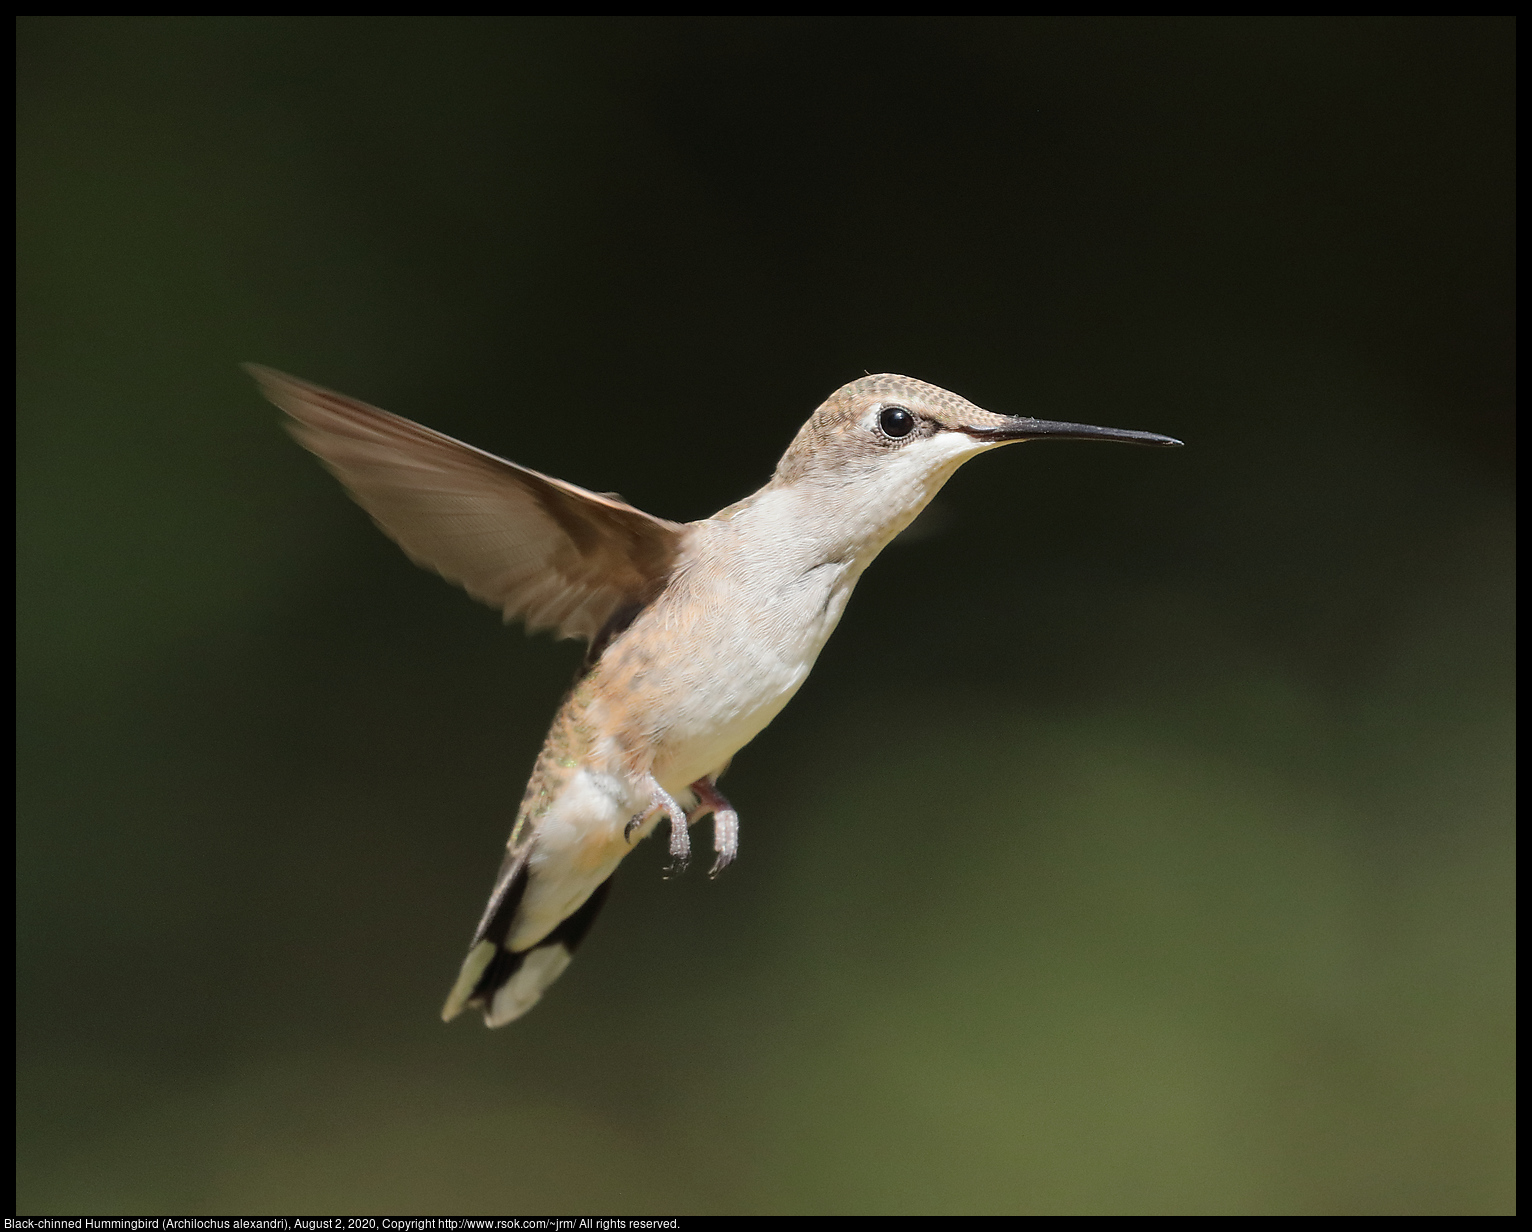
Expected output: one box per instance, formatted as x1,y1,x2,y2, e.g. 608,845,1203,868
247,365,1181,1027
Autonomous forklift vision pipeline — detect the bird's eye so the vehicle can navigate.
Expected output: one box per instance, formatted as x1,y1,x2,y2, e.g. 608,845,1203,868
878,406,915,439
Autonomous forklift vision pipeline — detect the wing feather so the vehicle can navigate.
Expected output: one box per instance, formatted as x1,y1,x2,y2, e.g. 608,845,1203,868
247,365,686,643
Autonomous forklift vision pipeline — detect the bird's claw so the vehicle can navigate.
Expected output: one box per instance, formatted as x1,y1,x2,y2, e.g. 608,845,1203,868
709,808,739,878
663,806,691,878
689,777,739,878
632,775,736,879
629,775,691,876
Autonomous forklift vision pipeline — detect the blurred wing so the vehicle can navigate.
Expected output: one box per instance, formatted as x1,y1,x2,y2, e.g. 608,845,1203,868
247,365,686,642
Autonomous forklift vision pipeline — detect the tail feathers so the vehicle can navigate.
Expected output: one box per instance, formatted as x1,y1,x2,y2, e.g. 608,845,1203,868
441,874,614,1028
441,845,528,1024
480,944,574,1027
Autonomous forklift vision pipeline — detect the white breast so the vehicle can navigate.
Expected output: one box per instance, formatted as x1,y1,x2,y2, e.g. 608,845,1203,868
648,496,859,793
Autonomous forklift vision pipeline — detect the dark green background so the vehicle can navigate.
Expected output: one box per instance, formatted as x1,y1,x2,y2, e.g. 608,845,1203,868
17,17,1513,1215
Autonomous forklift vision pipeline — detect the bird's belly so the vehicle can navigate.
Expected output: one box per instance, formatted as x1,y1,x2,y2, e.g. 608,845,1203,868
655,661,811,792
631,556,855,794
652,590,849,791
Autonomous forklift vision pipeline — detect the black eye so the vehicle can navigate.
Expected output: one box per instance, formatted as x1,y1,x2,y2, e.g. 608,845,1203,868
878,406,915,439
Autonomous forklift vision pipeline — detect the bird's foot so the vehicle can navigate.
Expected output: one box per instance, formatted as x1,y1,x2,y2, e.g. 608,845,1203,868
688,777,740,878
626,776,691,876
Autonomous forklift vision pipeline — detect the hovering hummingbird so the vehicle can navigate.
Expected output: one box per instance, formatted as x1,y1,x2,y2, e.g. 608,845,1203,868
248,366,1181,1027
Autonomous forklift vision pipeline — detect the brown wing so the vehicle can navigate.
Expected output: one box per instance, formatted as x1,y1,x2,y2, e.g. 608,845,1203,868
247,365,686,642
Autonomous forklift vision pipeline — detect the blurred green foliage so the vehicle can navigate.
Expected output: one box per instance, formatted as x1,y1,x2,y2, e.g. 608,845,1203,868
17,16,1513,1215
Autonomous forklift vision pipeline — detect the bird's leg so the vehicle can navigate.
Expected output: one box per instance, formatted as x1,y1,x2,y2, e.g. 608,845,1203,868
625,774,691,875
688,777,740,878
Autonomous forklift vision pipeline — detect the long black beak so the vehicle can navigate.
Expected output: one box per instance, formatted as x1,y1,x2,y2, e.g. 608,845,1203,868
959,417,1183,447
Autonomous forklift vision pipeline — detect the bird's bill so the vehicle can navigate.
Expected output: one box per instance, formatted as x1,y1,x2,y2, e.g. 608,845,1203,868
960,418,1183,447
